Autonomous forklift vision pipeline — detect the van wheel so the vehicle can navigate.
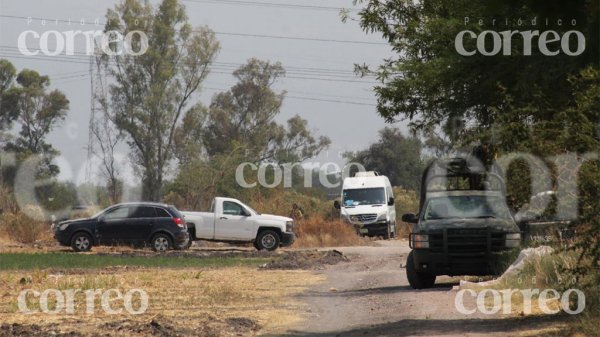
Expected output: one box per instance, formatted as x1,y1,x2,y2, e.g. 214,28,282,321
71,232,93,252
151,233,172,252
383,223,391,240
406,251,436,289
255,230,280,251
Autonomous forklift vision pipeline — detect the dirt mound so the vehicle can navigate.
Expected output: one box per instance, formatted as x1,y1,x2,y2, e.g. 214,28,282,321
0,316,261,337
0,323,80,337
224,317,261,333
102,317,197,337
262,250,349,270
101,315,260,337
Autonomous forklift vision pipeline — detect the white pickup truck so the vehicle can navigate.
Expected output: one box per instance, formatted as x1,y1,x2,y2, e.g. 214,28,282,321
181,197,296,251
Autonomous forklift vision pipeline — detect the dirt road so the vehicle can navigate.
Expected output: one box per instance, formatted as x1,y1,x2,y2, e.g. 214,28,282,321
276,239,564,337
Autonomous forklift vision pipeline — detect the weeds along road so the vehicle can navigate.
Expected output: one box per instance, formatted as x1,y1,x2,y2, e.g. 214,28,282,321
277,239,563,337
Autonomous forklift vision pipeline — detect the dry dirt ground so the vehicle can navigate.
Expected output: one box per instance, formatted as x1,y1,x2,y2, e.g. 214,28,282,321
276,239,570,337
0,240,570,337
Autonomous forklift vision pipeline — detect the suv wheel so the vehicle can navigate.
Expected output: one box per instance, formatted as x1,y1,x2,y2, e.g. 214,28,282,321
255,230,280,251
71,232,93,252
151,233,172,252
406,251,436,289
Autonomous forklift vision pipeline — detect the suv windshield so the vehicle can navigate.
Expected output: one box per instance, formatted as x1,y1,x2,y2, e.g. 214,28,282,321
343,188,385,206
423,195,511,220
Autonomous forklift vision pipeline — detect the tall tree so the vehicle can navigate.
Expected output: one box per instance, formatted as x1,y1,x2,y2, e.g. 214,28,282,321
201,58,330,163
350,0,599,152
0,59,17,136
1,65,69,178
103,0,220,201
344,127,424,190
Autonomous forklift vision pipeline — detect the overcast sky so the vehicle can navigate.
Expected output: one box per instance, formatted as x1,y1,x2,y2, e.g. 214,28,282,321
0,0,408,183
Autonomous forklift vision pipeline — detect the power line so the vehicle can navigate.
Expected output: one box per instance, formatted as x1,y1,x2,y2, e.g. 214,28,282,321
202,86,375,106
0,52,377,106
180,0,359,12
0,44,363,76
0,14,385,46
0,48,379,84
1,45,366,77
207,31,385,45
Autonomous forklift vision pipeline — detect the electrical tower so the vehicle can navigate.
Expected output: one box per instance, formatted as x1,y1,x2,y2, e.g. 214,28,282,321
85,45,106,188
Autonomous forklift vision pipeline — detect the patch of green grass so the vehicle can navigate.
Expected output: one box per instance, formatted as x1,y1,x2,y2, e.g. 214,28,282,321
0,253,269,271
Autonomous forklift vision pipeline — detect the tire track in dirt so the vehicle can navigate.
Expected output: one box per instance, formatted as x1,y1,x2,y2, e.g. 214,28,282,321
275,240,565,337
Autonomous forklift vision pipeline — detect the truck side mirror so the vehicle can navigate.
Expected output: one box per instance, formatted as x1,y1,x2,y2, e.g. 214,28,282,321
388,197,395,206
402,213,418,224
333,200,341,210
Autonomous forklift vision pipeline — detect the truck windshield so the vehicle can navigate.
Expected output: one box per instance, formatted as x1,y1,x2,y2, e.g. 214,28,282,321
343,188,386,206
423,196,511,220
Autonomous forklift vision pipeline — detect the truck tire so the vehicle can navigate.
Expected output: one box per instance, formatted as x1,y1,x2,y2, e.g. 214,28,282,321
151,233,172,252
255,230,280,251
406,251,436,289
71,232,93,252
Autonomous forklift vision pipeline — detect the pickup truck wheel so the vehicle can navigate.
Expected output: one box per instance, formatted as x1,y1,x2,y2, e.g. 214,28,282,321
256,230,280,251
182,231,193,250
151,234,172,252
406,251,436,289
71,232,92,252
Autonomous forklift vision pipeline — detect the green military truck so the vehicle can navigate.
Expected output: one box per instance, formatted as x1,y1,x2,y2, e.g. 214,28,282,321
402,157,522,289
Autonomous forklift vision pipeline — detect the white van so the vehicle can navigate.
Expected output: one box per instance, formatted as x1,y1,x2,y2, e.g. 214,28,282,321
334,172,396,239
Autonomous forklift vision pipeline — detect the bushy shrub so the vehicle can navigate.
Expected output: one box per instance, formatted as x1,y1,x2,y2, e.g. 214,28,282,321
393,187,419,238
0,205,49,244
293,217,366,248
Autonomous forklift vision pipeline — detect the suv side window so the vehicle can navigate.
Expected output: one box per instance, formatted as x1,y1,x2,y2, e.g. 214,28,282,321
155,207,171,218
130,206,157,218
223,201,246,216
104,207,130,220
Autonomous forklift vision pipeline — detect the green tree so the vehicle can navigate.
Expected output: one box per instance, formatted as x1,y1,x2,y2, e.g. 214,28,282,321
350,0,599,151
0,59,17,134
0,64,69,178
168,59,331,207
344,127,423,190
201,58,330,163
102,0,220,201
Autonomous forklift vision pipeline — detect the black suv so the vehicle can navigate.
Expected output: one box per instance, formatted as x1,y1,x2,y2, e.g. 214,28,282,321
54,203,189,252
402,158,521,289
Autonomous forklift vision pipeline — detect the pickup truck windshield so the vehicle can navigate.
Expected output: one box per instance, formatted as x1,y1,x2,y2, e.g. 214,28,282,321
343,188,386,206
423,196,511,220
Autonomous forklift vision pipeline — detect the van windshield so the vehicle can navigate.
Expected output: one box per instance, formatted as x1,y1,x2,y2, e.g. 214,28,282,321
343,188,386,206
423,196,511,220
